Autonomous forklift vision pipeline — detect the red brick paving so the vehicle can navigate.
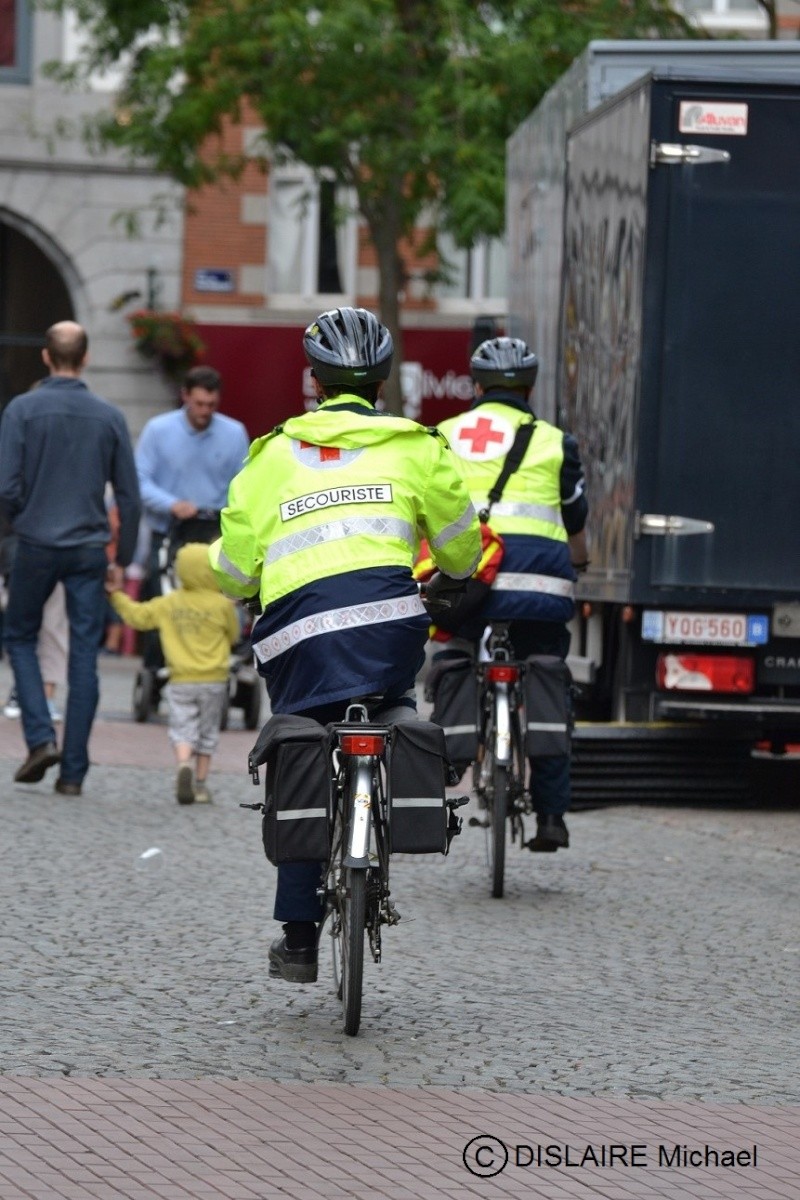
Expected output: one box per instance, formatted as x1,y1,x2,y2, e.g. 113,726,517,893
0,1078,797,1199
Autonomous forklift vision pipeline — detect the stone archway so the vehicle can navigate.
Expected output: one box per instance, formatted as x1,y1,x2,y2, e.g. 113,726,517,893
0,214,76,408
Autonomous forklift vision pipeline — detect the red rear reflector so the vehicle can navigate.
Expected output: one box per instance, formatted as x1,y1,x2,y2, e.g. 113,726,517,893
656,654,754,694
486,665,519,683
340,734,385,756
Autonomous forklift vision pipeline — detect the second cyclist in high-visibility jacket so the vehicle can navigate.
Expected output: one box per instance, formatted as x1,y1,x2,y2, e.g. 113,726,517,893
434,336,589,854
437,381,587,625
210,306,480,984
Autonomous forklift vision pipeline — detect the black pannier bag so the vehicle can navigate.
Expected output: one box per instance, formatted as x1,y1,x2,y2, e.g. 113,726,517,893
524,655,572,757
386,721,449,854
248,714,332,865
427,655,479,766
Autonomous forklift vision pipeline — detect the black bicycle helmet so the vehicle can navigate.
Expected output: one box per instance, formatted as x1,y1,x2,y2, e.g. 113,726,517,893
303,306,394,387
470,336,539,390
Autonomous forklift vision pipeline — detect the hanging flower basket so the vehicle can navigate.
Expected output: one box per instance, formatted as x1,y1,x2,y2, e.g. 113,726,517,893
128,310,206,383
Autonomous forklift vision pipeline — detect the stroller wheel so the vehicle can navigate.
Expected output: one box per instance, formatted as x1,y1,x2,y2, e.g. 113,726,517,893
133,668,156,723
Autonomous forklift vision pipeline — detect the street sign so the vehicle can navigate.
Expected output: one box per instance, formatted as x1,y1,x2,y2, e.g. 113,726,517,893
193,268,236,293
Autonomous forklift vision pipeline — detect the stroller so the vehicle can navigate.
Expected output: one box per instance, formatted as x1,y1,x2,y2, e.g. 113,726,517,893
131,511,262,730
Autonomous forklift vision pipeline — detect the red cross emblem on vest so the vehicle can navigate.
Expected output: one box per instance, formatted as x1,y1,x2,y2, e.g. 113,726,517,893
457,417,506,455
300,441,341,462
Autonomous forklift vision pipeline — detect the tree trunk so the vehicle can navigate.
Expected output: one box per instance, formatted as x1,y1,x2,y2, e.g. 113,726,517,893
756,0,778,37
367,207,406,416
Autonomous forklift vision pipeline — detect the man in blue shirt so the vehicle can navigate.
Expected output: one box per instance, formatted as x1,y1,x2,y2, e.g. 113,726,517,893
135,365,250,674
0,321,141,794
136,365,250,537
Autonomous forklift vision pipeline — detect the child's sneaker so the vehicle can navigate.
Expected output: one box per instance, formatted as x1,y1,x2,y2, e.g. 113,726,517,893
193,782,212,804
176,765,195,805
3,689,21,719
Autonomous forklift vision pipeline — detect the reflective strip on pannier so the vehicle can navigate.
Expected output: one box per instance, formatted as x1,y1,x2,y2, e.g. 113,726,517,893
276,807,328,821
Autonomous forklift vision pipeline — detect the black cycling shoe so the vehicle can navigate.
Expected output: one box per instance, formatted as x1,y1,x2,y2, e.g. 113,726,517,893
526,813,569,853
268,935,318,984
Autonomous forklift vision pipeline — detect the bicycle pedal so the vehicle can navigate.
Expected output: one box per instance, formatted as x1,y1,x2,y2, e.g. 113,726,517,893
468,816,490,828
447,795,470,810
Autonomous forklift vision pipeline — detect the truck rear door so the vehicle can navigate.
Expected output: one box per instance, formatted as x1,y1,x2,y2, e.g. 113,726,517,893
645,82,800,594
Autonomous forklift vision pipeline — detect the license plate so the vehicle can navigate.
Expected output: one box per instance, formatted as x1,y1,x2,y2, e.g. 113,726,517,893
641,611,769,646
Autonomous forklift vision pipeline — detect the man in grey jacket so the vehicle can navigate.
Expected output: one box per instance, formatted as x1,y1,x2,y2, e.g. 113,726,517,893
0,321,141,794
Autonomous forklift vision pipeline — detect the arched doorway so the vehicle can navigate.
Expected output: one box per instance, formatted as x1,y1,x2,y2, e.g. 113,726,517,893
0,216,75,409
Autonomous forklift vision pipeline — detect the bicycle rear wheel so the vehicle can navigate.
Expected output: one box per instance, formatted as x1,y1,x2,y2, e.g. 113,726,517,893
490,763,508,898
338,867,366,1036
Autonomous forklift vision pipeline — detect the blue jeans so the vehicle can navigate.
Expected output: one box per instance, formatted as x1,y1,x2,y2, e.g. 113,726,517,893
4,540,108,784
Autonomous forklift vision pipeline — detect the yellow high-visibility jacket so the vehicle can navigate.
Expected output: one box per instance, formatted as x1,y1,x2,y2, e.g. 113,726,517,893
438,400,586,623
210,396,480,712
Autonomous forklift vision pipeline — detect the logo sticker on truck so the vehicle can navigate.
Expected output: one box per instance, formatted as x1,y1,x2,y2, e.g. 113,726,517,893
679,102,748,136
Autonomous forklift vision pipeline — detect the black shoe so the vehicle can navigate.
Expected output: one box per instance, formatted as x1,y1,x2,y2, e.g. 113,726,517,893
54,779,82,796
14,742,61,784
268,935,318,984
527,813,569,853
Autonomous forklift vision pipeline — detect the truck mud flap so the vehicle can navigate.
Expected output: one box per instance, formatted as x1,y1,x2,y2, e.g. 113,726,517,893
570,723,754,807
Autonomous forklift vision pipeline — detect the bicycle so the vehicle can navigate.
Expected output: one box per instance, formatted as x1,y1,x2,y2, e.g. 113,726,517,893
245,700,468,1036
322,705,467,1036
469,624,535,899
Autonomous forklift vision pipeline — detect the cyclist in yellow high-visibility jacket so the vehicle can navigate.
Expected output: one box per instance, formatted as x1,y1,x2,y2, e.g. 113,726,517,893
210,307,480,983
435,336,589,854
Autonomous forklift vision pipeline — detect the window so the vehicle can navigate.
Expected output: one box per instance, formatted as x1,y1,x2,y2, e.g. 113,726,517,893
267,166,356,303
0,0,31,83
436,233,507,307
676,0,767,29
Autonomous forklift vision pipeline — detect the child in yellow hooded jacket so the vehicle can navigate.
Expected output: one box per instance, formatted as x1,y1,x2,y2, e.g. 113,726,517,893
108,542,240,804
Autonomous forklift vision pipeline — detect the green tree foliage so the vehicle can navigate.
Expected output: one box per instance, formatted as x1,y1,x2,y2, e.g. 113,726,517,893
46,0,691,410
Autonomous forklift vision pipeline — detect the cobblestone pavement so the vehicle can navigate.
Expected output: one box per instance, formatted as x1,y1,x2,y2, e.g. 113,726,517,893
1,656,798,1198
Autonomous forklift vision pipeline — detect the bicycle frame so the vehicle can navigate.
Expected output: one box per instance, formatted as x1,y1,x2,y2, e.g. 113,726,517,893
322,706,398,1035
472,626,532,897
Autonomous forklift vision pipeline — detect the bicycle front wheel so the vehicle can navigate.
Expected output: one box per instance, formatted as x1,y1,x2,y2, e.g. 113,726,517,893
490,763,508,899
339,867,366,1036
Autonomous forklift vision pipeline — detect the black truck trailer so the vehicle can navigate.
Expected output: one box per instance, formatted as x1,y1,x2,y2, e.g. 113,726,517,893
551,72,800,801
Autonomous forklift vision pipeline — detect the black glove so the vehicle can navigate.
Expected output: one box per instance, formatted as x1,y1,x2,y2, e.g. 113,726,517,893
423,572,467,616
243,594,263,619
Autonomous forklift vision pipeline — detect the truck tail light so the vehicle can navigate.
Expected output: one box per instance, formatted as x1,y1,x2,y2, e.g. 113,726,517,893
656,654,754,694
486,664,519,683
339,733,385,756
